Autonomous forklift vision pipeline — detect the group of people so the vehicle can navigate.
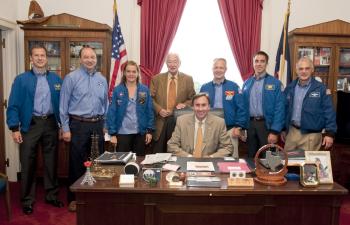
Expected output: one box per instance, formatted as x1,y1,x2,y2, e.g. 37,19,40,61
6,45,336,215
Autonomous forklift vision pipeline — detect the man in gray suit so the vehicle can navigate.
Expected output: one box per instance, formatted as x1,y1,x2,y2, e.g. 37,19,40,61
167,93,233,157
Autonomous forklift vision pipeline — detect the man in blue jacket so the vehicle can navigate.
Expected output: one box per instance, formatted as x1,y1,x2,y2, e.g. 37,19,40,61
283,57,336,151
200,58,246,158
6,45,63,215
242,51,285,158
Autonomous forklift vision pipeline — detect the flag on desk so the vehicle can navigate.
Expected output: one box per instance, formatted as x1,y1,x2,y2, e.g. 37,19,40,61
109,0,128,99
274,1,292,87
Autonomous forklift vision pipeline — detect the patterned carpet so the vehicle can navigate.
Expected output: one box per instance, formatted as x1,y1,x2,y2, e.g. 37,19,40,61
0,182,349,225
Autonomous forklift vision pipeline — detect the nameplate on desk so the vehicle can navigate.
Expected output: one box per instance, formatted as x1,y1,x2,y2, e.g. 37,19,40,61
119,174,135,187
227,178,254,187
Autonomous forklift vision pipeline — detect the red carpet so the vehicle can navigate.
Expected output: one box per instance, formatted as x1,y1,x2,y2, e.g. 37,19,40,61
341,194,350,225
0,181,75,225
1,181,350,225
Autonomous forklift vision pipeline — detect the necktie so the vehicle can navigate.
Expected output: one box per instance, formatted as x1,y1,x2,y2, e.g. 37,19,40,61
193,122,203,158
167,76,176,111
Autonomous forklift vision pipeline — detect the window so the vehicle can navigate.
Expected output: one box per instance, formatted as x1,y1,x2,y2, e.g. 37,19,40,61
162,0,243,92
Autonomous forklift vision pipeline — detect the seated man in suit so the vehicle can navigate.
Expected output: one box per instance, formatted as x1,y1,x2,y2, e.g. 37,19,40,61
167,93,233,157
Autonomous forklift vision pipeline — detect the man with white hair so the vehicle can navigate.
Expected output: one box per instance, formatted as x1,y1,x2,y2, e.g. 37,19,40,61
283,57,336,151
150,53,196,152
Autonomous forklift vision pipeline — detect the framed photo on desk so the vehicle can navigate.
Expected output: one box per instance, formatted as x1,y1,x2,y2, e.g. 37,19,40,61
305,151,333,184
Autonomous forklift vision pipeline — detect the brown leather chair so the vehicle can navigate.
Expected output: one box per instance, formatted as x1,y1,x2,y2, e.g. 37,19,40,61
0,172,11,221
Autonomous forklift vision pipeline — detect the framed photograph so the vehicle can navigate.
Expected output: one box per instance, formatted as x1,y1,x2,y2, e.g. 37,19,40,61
305,151,333,184
298,47,314,61
340,48,350,66
300,162,319,187
337,78,346,91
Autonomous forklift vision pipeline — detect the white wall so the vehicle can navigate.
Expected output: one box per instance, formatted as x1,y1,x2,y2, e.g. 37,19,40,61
261,0,350,73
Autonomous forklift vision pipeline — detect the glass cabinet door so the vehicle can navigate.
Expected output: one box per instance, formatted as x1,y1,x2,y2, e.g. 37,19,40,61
297,46,331,87
28,41,62,77
337,48,350,92
69,42,103,72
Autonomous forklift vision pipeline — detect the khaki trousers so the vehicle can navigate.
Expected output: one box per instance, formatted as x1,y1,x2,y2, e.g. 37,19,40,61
284,126,322,151
227,128,239,158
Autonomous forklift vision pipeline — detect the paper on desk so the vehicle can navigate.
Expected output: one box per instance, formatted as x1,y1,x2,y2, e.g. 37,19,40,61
141,153,172,165
187,161,215,171
162,163,180,171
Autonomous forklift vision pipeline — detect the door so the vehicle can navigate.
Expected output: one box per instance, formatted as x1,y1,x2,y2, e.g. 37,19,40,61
0,31,6,174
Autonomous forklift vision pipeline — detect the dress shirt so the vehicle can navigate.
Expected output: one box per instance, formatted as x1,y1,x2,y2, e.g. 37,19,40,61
249,73,265,117
213,81,223,109
32,69,53,116
291,79,311,126
118,96,139,134
194,117,206,147
166,73,178,107
60,66,108,132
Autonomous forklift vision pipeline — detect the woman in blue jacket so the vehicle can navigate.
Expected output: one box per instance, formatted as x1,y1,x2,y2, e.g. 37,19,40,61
107,61,154,156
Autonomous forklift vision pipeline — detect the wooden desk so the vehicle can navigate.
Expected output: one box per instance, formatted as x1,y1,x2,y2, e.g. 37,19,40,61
71,171,347,225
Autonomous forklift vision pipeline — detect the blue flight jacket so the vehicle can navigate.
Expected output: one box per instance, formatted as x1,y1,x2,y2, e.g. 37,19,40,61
284,77,337,136
6,70,62,132
200,79,246,129
242,74,285,133
107,83,154,135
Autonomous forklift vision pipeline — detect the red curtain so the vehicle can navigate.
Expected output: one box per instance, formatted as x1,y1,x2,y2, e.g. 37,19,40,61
218,0,263,81
138,0,187,86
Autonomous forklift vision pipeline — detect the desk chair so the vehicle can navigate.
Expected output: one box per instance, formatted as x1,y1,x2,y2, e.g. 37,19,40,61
0,172,11,221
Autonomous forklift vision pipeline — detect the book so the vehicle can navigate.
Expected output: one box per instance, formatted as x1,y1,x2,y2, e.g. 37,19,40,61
186,176,221,188
217,160,251,173
94,151,133,165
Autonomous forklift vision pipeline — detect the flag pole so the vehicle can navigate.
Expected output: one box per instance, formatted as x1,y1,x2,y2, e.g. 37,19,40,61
279,0,291,78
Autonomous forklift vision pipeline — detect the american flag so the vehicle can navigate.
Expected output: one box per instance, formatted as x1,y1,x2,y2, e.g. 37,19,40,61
109,0,127,99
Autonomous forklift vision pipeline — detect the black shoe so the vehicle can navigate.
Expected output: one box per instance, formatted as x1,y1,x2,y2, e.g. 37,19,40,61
23,205,33,215
45,199,64,208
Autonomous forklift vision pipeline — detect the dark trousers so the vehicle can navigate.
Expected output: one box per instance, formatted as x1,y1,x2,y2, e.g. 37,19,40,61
116,134,146,156
247,120,269,158
20,116,59,207
153,116,176,153
67,119,104,203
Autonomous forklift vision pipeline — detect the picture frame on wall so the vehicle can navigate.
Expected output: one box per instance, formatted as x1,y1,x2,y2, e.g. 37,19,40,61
305,151,333,184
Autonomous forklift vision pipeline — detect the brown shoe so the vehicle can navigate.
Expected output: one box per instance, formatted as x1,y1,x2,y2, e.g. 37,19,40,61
68,201,76,212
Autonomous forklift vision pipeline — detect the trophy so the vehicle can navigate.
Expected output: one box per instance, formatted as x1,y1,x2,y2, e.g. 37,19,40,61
254,144,288,186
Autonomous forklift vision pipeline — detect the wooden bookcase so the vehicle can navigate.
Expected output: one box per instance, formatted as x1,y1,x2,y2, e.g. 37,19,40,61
18,13,112,177
289,19,350,107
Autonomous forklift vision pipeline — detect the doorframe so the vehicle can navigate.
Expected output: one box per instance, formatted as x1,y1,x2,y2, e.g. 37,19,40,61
0,30,5,174
0,17,20,181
